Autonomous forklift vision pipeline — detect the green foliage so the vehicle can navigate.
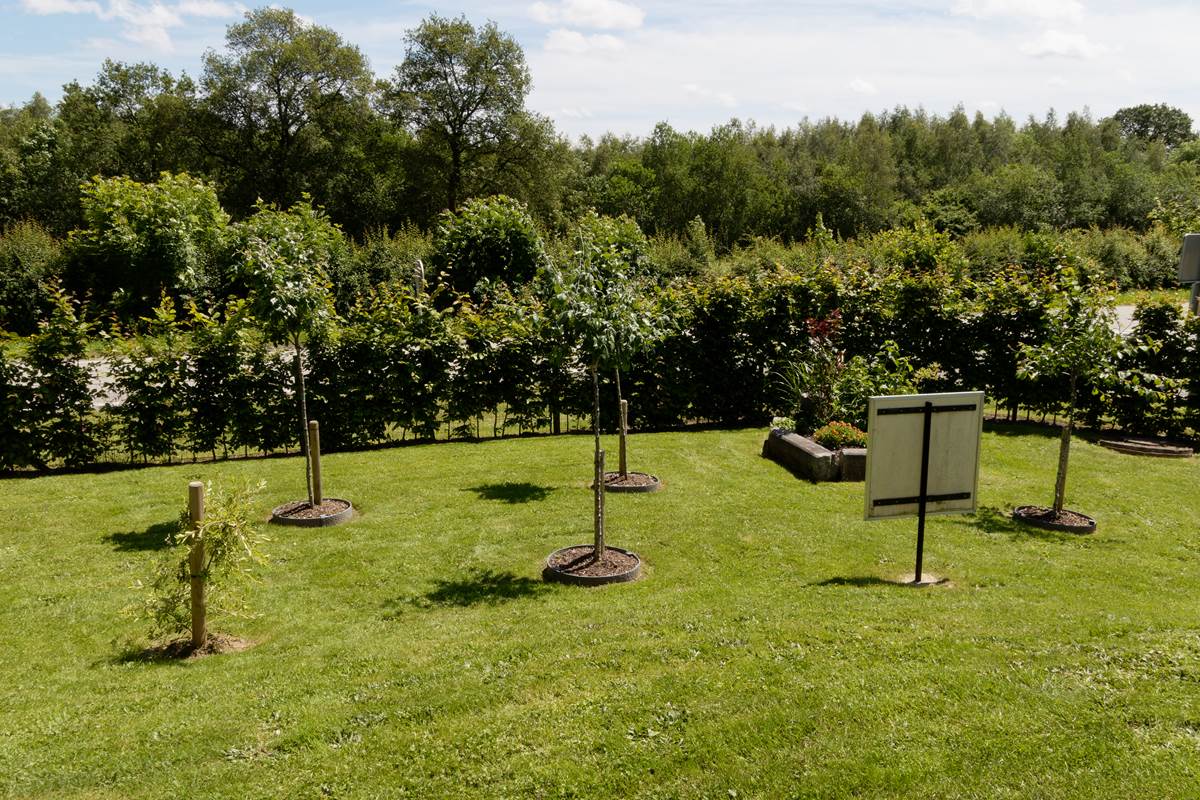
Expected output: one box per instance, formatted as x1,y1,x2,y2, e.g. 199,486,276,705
390,14,531,212
549,214,663,372
0,347,30,470
431,195,546,298
1017,275,1119,393
108,295,187,462
67,172,228,318
235,197,339,345
0,220,61,335
1111,104,1194,149
867,221,967,276
775,329,924,432
141,480,267,638
23,286,104,467
200,7,374,214
812,420,867,450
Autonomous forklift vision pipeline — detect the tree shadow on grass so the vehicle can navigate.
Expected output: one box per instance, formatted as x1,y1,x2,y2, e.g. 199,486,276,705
466,482,555,503
385,569,551,617
103,519,179,552
949,505,1079,543
808,576,913,589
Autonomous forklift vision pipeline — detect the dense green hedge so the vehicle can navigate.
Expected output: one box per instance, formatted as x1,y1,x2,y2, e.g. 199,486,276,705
1,266,1196,471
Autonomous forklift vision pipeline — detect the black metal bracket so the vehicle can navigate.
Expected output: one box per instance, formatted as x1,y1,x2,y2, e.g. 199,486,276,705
873,491,971,508
876,403,977,416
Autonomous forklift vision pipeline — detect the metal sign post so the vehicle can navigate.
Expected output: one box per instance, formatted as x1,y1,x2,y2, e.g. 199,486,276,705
865,391,985,585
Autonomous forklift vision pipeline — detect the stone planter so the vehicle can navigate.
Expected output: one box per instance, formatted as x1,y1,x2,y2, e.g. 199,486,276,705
761,429,865,482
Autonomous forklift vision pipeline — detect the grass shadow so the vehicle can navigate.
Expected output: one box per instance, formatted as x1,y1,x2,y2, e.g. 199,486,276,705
386,569,551,617
466,482,555,503
103,520,179,552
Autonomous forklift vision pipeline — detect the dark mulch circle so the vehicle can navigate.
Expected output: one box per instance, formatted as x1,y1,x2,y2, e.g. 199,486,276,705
273,498,351,519
548,545,638,577
1012,505,1097,533
1098,438,1193,458
603,471,658,488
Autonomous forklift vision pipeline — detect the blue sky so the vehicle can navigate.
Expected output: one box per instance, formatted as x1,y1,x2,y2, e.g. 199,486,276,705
3,0,1199,140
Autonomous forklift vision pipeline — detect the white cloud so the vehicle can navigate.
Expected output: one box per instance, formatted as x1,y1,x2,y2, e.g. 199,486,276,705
1020,29,1109,59
951,0,1084,22
545,29,624,54
21,0,102,13
557,107,594,119
176,0,240,18
18,0,239,52
849,77,878,95
683,82,736,108
530,0,645,31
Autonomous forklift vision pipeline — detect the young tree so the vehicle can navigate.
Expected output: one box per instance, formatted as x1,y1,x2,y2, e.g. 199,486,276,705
549,220,660,557
573,211,654,478
236,198,340,506
1017,273,1119,517
389,15,531,213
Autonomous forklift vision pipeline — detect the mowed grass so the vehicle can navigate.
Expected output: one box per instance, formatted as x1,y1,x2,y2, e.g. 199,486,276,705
1,426,1199,799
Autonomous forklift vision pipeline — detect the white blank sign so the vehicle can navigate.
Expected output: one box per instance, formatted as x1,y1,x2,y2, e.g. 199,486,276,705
1179,234,1200,284
864,391,984,521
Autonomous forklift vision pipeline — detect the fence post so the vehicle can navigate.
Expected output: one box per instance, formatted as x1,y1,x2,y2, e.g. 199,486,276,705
188,481,206,649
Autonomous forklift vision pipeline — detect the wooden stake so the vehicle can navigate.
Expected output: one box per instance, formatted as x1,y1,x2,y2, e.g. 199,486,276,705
618,399,629,478
308,420,323,507
188,481,206,650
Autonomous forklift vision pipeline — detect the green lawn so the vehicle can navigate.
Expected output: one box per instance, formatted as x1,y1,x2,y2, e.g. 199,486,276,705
1112,286,1191,307
2,427,1199,799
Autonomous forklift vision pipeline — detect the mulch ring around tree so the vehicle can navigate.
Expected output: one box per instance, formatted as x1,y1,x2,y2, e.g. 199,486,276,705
269,498,353,527
1012,505,1097,534
601,471,662,493
136,633,253,661
543,545,642,586
1098,438,1194,458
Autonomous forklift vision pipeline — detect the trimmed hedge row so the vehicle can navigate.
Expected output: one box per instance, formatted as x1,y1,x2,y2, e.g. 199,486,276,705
1,268,1197,471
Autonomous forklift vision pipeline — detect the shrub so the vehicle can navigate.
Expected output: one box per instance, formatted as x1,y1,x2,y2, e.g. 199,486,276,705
812,421,867,450
67,173,229,320
431,195,545,298
0,220,61,335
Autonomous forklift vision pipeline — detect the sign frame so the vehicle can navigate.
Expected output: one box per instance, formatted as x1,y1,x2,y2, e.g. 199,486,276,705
863,390,985,583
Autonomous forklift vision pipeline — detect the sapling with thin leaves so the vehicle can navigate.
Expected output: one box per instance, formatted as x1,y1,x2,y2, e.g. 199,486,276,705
1017,272,1120,516
237,198,339,506
140,480,267,643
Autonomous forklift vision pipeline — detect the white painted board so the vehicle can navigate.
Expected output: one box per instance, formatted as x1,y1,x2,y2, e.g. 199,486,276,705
863,391,984,520
1180,234,1200,283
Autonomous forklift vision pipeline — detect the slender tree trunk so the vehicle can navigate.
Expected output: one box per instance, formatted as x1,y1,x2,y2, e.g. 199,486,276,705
448,143,462,213
1053,373,1076,515
592,364,605,559
293,337,314,507
615,367,628,477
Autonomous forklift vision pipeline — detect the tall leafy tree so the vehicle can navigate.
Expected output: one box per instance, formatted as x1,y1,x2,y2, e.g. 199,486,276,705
200,7,374,213
389,14,531,213
1112,104,1194,149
